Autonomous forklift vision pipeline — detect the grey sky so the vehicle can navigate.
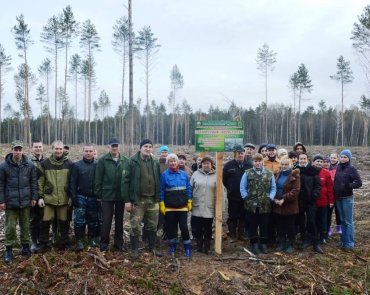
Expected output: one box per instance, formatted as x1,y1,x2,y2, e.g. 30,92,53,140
0,0,369,118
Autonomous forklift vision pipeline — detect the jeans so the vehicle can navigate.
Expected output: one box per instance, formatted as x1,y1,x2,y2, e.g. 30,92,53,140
336,197,354,248
74,195,99,235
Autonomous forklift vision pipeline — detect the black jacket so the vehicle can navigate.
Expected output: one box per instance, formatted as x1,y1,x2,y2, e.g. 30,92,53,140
334,162,362,199
298,165,321,208
69,158,97,199
222,159,252,201
0,154,38,208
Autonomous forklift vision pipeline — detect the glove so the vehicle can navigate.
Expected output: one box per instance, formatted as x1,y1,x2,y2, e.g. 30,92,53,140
187,200,192,211
159,201,166,215
38,198,45,208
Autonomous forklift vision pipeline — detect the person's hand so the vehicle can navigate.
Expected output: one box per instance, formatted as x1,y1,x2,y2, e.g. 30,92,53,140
68,198,73,207
275,199,284,206
38,198,45,208
187,200,192,211
329,203,334,208
31,200,37,207
0,203,6,210
125,202,132,212
159,201,166,215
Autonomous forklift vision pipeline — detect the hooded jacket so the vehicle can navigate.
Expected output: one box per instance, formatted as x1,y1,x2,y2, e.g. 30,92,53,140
333,161,362,199
298,165,321,208
293,142,307,153
0,154,38,208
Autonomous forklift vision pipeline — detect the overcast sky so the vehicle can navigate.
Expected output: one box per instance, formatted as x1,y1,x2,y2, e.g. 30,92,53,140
0,0,369,117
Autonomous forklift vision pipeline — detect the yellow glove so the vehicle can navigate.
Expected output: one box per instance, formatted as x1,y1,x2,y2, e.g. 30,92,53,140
187,200,192,211
159,201,166,215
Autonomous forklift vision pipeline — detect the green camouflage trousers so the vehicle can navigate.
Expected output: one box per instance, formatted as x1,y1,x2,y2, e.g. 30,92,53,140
5,207,30,246
130,196,159,237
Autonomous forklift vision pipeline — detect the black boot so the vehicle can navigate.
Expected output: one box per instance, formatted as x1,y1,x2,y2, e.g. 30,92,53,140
251,243,260,255
4,246,13,264
39,221,52,253
130,235,139,260
30,226,40,253
59,220,70,250
196,238,203,252
75,227,85,252
21,244,32,257
276,238,286,252
148,231,162,257
237,219,247,241
88,227,98,248
227,220,237,243
313,241,324,254
204,239,211,255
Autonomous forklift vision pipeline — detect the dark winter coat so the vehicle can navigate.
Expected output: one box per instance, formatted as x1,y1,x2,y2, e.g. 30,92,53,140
333,162,362,199
0,154,38,208
222,158,252,201
298,165,321,208
70,158,97,199
273,168,300,215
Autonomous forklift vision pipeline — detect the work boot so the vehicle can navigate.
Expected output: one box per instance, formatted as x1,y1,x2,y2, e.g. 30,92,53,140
39,221,52,253
100,243,109,252
336,225,342,234
260,244,268,254
148,231,162,257
31,241,39,253
204,239,211,255
4,246,13,264
168,239,177,256
196,238,203,253
130,235,139,260
251,243,260,255
21,244,32,257
313,241,324,254
59,220,71,250
237,220,247,241
30,227,40,253
75,227,85,252
227,220,237,243
184,240,192,258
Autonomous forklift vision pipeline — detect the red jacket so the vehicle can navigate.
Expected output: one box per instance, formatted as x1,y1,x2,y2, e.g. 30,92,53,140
316,168,334,207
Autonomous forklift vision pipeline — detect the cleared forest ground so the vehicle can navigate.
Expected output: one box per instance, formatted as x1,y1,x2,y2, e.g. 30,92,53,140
0,144,369,294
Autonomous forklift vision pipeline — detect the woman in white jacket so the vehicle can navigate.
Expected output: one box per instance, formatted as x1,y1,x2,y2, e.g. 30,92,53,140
190,156,216,254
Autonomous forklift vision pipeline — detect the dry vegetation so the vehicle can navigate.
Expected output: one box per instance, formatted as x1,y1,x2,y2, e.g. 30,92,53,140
0,144,369,294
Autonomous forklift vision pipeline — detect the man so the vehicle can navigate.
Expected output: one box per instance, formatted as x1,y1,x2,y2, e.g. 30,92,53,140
178,154,193,178
70,144,98,251
38,140,73,252
29,140,45,253
263,144,281,175
94,138,128,252
63,145,70,157
158,145,170,173
122,139,162,259
0,141,38,263
222,144,252,242
244,143,255,166
293,142,307,155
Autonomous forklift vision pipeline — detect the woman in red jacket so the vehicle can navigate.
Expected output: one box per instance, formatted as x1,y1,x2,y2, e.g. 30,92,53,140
312,155,334,244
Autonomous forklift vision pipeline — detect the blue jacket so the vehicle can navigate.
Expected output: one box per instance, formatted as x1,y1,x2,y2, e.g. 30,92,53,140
160,169,192,208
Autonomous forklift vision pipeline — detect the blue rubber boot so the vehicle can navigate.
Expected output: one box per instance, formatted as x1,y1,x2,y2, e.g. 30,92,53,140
184,240,192,257
168,238,177,256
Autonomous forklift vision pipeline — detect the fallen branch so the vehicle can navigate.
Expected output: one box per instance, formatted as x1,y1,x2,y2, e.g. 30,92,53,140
42,255,51,273
86,252,110,269
13,279,28,295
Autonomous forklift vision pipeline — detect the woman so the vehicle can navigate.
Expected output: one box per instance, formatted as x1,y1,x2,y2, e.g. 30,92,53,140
328,152,342,235
190,156,216,254
273,157,300,253
333,149,362,251
160,154,192,257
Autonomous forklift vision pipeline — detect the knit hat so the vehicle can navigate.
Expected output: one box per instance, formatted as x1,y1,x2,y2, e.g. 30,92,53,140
323,156,330,163
340,149,352,160
159,145,170,153
277,148,288,158
140,139,153,148
313,154,324,162
252,153,264,161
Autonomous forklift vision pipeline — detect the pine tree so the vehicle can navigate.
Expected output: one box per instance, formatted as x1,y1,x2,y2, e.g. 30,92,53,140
0,44,12,143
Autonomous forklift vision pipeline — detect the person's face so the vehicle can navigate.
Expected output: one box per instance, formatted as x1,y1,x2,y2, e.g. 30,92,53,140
291,156,298,164
32,142,43,156
109,144,120,156
196,157,202,166
202,161,212,172
141,143,153,157
53,143,64,158
168,158,178,169
160,151,168,159
261,147,267,156
313,159,323,169
340,155,349,163
93,149,98,160
323,162,330,170
299,154,308,166
235,151,244,162
244,147,254,156
267,149,276,157
12,147,23,160
280,160,290,171
330,153,338,165
178,158,186,167
253,159,263,169
83,146,94,160
295,145,304,154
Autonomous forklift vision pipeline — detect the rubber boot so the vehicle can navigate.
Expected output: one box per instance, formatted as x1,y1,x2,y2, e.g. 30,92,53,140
30,226,40,253
88,227,98,248
237,219,247,241
38,221,52,253
59,220,70,250
300,239,312,250
285,240,294,254
313,240,324,254
184,240,192,257
260,244,268,254
251,243,260,255
168,238,177,256
204,239,211,255
148,231,162,257
75,227,85,252
276,237,286,252
328,226,332,237
227,219,237,243
130,235,139,260
196,238,203,253
4,246,13,264
21,244,32,257
336,225,342,234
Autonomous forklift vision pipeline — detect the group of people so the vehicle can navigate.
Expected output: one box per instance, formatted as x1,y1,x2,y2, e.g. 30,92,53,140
223,142,362,255
0,138,363,264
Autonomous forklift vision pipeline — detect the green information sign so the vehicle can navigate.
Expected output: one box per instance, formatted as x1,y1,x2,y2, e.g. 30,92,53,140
195,121,244,152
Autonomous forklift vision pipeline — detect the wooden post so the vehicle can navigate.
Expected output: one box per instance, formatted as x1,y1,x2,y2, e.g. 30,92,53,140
214,152,223,254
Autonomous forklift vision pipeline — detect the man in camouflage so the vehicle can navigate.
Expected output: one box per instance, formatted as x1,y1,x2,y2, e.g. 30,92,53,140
122,139,162,259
